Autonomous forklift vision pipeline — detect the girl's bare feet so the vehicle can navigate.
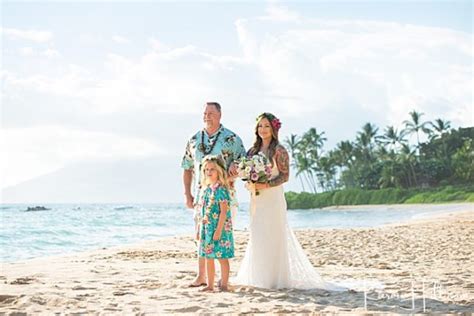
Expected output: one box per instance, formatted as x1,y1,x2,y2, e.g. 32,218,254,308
219,284,230,292
188,276,207,287
199,285,214,292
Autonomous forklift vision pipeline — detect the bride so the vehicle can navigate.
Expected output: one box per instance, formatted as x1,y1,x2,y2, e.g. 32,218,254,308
233,112,345,291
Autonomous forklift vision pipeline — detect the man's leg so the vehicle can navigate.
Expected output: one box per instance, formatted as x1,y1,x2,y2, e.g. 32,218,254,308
190,209,207,286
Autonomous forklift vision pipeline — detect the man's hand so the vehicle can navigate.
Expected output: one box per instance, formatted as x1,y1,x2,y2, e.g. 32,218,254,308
185,193,194,209
228,163,239,177
183,169,194,209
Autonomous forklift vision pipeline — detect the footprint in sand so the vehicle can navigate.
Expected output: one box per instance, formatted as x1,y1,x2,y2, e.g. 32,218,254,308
256,297,270,303
10,277,37,285
72,286,97,290
112,291,134,296
0,295,18,304
167,306,203,313
29,296,47,305
236,286,255,293
149,295,176,300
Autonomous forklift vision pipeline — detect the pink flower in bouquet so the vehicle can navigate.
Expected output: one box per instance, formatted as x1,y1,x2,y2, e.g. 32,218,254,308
250,172,259,181
265,165,272,175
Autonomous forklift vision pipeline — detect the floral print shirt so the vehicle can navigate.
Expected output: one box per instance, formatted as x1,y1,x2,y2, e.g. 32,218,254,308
181,124,246,202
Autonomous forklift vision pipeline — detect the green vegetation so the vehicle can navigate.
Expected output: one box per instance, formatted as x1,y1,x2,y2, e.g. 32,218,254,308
285,185,474,209
284,110,473,209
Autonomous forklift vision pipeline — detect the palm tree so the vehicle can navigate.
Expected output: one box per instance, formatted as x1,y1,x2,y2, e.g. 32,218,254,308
398,143,418,187
333,140,356,188
284,134,305,191
300,128,327,193
295,153,317,193
356,123,380,157
428,118,452,164
317,156,336,191
303,128,327,159
335,141,355,166
429,118,451,140
380,126,407,151
403,110,431,153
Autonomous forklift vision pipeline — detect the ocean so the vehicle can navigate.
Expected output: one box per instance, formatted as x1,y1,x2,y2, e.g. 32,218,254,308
0,203,470,262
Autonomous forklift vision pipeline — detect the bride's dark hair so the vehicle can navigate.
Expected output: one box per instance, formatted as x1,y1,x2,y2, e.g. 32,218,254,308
247,112,281,162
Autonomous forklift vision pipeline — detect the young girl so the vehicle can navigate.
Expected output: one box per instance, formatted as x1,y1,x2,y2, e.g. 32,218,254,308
197,155,234,292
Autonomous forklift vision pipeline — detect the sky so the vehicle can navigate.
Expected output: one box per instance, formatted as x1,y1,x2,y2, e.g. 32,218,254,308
1,0,473,203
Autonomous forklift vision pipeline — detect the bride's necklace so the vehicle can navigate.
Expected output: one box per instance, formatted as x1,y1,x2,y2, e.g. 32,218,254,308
199,128,222,155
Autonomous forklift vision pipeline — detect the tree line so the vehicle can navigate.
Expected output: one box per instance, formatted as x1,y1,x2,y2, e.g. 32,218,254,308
284,110,473,193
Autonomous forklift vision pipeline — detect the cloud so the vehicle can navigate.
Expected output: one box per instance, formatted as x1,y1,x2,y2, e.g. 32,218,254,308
19,47,35,57
18,47,61,58
261,4,300,22
235,10,473,128
112,35,130,44
43,48,61,58
2,3,472,199
2,27,53,43
0,126,165,189
3,4,472,148
4,64,93,98
5,38,255,115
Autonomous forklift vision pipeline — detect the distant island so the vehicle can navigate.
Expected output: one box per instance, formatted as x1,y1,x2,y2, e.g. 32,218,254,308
284,110,473,209
24,206,51,212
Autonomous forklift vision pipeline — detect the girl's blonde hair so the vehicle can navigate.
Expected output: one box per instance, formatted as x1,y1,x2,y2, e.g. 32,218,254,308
200,155,229,189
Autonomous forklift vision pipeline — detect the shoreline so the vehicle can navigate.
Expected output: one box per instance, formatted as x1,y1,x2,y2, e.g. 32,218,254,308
321,201,473,210
1,209,473,314
2,204,472,266
3,204,472,266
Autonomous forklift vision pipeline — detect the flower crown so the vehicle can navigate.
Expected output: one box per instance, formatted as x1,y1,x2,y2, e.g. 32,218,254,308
257,112,282,132
202,154,227,171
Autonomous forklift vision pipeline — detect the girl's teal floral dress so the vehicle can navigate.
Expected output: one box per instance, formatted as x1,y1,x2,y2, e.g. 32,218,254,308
199,184,234,259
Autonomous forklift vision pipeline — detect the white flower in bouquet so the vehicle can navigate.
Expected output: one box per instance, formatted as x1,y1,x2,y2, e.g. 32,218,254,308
235,153,273,195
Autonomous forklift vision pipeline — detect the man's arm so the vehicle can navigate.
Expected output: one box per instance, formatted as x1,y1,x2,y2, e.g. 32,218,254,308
228,134,246,178
183,169,194,209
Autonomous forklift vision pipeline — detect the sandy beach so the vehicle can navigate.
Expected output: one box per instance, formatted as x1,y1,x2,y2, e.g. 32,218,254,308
1,208,473,315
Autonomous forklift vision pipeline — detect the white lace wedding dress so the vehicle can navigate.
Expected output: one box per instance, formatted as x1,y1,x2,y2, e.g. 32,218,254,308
234,162,346,291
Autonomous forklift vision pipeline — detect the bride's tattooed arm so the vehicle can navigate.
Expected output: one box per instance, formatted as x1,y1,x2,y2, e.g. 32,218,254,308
269,145,290,187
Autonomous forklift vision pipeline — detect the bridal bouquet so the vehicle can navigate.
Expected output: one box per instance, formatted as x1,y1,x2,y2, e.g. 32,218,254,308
235,153,272,195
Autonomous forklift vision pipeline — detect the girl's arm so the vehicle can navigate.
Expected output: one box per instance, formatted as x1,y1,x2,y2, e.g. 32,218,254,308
213,200,229,240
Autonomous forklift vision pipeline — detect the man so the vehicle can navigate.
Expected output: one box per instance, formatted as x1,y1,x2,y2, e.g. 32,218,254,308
181,102,246,287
